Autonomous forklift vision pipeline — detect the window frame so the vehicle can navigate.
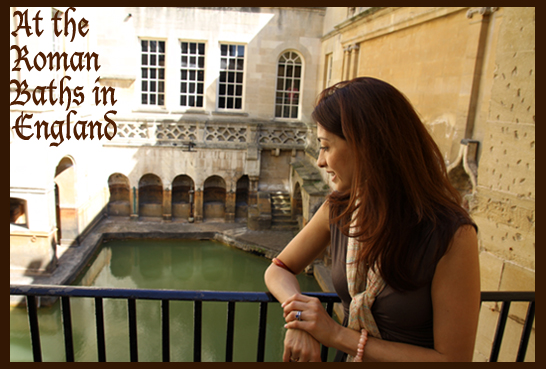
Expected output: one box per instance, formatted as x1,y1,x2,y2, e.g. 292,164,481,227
217,43,246,111
179,40,207,110
324,52,333,89
139,38,167,108
274,50,303,120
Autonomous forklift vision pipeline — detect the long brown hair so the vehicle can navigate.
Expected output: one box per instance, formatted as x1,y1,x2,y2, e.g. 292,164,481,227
313,77,474,291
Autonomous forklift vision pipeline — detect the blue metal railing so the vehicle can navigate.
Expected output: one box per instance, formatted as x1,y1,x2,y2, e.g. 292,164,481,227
10,285,534,362
10,285,340,362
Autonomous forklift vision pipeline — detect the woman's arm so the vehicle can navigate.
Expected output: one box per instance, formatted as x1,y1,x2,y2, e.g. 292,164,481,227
283,224,481,361
264,201,332,362
429,224,481,361
264,201,331,304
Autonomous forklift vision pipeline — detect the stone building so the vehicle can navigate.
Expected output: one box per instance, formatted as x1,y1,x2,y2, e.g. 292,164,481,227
10,7,534,361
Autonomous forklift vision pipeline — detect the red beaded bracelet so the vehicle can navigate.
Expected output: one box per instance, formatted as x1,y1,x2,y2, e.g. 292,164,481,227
353,329,368,362
272,257,295,274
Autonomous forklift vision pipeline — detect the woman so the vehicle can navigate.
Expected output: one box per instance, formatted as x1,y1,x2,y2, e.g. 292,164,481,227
264,77,480,362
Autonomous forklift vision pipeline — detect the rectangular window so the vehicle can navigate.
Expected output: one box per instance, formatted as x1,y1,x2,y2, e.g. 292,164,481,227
141,39,166,106
218,44,245,110
324,53,333,89
180,42,205,108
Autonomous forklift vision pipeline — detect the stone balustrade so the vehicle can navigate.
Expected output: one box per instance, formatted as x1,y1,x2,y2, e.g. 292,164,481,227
107,117,310,152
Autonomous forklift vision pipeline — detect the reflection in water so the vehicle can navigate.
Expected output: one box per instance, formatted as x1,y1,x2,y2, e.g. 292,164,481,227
10,239,329,362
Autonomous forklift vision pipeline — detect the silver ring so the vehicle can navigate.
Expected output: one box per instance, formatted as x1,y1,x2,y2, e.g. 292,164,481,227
295,310,302,321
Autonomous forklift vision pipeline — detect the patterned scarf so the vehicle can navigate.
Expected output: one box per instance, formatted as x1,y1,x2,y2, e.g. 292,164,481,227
346,207,386,361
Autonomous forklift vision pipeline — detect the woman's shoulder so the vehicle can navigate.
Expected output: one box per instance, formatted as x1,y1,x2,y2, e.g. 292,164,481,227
444,222,478,259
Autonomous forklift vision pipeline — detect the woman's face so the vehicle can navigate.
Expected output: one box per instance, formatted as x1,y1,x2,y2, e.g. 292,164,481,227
316,124,355,192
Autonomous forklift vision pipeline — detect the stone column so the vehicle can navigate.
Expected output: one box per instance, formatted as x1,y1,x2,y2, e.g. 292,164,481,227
163,185,172,221
350,44,360,79
225,190,236,222
342,46,352,81
248,176,259,206
130,186,138,220
194,189,204,222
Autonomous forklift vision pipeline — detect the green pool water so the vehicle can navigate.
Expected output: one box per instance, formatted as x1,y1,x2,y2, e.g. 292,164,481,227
10,239,332,362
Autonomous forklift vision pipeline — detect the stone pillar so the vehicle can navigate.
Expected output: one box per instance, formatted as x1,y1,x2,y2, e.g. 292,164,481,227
163,185,172,221
350,44,360,79
342,46,352,81
226,190,236,222
194,189,204,222
248,176,259,206
130,186,138,220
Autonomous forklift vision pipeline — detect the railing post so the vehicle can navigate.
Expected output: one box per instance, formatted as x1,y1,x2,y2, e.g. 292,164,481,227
128,299,138,362
517,301,535,362
194,301,203,362
321,301,335,362
225,301,236,362
26,295,42,362
256,302,268,362
61,296,75,362
161,300,171,362
94,297,107,362
490,301,511,362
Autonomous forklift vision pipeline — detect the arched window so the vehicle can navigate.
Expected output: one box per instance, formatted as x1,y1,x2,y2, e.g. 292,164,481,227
275,51,302,119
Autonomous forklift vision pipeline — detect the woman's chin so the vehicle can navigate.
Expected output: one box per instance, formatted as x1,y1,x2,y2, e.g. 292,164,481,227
332,182,348,192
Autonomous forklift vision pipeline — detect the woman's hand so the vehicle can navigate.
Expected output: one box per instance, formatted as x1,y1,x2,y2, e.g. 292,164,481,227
282,293,341,349
283,328,322,362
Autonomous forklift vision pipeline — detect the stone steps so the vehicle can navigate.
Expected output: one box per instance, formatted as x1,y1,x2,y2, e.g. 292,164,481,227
270,193,299,230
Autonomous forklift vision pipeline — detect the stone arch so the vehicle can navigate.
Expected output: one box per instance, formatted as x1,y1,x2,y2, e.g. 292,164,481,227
108,173,131,216
203,175,226,220
139,173,163,218
235,175,250,220
271,42,312,69
54,156,78,245
172,175,195,220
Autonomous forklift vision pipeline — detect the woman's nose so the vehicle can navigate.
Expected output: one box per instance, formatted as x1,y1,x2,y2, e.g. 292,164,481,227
317,151,326,168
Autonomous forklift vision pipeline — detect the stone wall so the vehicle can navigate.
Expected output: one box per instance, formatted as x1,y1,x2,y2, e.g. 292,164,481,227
470,7,535,362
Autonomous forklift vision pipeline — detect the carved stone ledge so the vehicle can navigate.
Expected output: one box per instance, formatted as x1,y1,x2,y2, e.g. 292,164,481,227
466,7,498,19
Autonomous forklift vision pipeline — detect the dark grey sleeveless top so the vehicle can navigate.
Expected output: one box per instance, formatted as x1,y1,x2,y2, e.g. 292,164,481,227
330,223,435,349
